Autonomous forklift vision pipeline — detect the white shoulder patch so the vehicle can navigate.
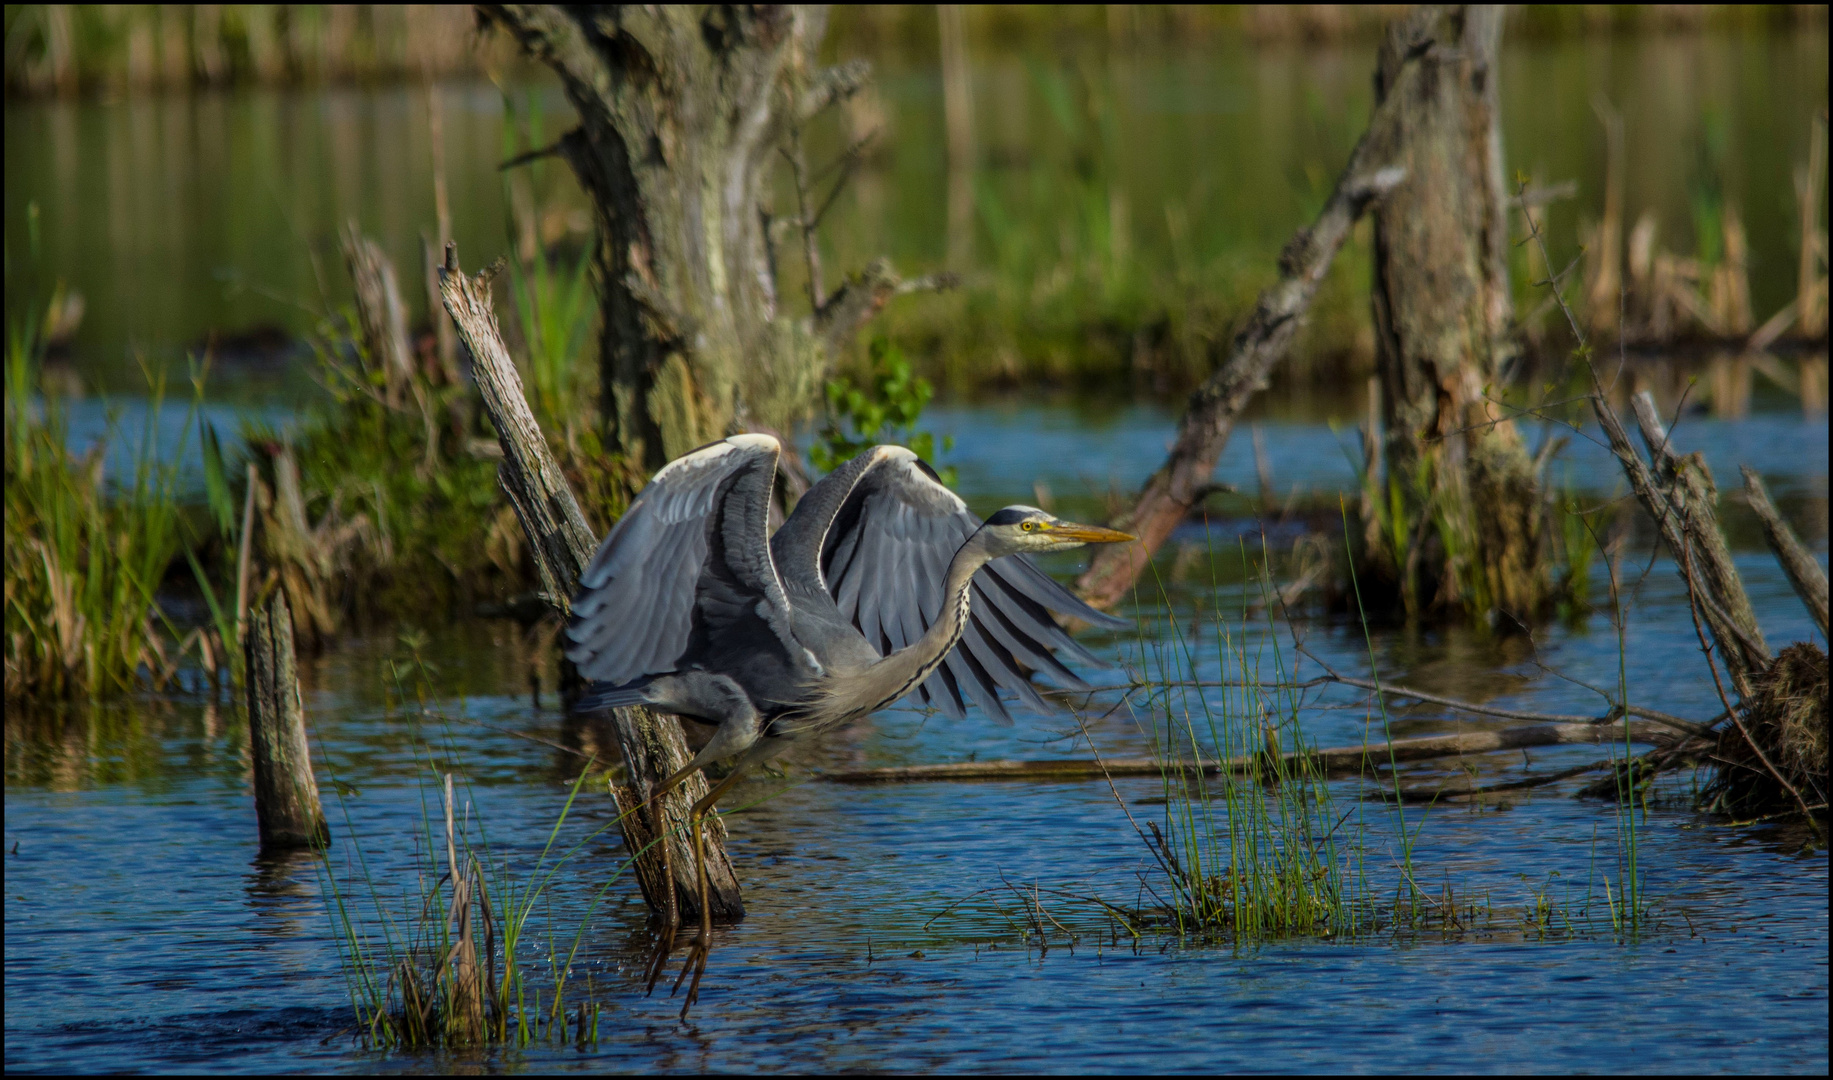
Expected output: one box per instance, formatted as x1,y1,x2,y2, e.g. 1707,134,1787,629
728,432,780,452
650,439,735,482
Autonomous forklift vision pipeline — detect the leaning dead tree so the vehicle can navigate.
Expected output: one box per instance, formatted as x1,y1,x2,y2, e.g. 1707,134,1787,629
439,245,744,921
478,5,910,473
1076,6,1434,609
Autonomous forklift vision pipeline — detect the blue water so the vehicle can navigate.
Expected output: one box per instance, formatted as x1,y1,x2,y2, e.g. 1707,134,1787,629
6,399,1827,1073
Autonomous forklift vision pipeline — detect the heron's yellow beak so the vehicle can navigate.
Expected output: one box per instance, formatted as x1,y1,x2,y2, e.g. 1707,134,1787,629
1047,521,1136,543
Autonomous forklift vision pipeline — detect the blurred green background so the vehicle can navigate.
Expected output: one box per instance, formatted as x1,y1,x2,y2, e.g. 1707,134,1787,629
4,5,1826,401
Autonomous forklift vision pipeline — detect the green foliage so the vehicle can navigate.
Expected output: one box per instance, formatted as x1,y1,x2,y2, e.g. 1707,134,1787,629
1128,550,1348,940
810,337,956,485
286,314,511,617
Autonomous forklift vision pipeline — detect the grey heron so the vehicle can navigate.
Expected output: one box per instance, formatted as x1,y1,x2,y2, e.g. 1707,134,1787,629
564,434,1132,1012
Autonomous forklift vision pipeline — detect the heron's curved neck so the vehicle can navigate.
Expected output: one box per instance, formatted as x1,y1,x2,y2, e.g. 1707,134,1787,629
870,532,994,707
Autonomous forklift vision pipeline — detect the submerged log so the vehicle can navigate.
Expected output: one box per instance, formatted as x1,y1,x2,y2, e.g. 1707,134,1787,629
245,589,330,850
825,719,1670,784
436,244,743,923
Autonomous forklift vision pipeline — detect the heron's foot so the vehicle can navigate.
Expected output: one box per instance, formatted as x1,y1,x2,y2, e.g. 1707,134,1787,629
671,929,712,1017
642,916,679,995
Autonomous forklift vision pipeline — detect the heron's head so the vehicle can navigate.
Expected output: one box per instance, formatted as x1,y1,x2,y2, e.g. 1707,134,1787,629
977,505,1135,556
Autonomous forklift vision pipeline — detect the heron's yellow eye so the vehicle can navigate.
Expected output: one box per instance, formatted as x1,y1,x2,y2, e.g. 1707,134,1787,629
1021,521,1034,531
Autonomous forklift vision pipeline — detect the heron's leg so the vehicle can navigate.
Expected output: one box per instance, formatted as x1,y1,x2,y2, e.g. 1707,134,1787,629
633,674,760,996
641,779,681,994
671,762,752,1016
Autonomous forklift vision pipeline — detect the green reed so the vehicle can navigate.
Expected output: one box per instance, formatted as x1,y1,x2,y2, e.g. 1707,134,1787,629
1086,516,1658,947
1121,542,1349,941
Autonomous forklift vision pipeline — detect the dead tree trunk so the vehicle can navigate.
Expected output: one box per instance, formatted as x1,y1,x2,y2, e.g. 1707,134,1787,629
479,5,893,473
438,246,744,922
1367,5,1544,620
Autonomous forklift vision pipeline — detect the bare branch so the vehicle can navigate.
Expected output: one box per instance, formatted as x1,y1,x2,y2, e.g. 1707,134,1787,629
1742,465,1830,638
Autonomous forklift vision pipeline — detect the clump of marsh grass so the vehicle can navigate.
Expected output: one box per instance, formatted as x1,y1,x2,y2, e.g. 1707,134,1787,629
322,767,619,1049
1700,642,1830,821
319,649,632,1049
1102,539,1356,941
3,322,200,700
1063,526,1659,946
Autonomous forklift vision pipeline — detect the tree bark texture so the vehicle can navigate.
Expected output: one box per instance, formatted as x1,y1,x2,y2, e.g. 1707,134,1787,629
1368,5,1543,618
1625,392,1770,696
246,588,331,851
438,246,744,922
1075,8,1434,610
479,5,883,473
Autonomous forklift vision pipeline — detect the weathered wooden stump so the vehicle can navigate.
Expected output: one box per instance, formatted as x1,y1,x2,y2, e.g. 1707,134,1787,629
245,589,330,850
437,243,743,921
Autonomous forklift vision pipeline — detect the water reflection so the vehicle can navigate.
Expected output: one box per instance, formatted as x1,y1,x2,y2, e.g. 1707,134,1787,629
246,849,327,941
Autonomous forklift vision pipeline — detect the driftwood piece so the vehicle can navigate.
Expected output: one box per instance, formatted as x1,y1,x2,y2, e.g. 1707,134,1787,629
1628,391,1770,691
825,719,1668,784
245,589,330,850
1075,12,1424,608
1741,465,1830,639
436,243,743,922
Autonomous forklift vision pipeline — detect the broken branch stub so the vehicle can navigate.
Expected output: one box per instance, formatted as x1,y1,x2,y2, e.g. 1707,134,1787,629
436,243,744,922
245,588,330,850
341,222,415,408
1628,391,1770,691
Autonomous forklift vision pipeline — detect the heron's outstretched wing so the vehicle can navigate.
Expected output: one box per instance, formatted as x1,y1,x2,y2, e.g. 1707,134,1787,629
564,433,795,689
782,446,1125,722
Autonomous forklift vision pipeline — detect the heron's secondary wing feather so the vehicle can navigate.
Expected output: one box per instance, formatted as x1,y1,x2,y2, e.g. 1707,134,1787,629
804,446,1115,718
564,434,792,688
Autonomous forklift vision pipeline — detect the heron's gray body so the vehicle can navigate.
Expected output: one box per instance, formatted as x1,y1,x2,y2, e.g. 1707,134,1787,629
564,435,1124,774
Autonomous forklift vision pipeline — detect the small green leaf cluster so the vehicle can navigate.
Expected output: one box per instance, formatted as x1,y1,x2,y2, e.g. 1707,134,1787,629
809,337,956,486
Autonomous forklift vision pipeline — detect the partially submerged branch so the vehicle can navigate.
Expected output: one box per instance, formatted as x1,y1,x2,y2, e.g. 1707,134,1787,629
824,718,1672,784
